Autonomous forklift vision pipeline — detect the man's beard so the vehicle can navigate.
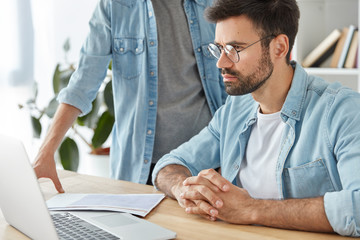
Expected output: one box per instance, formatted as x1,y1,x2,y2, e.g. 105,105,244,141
222,47,274,95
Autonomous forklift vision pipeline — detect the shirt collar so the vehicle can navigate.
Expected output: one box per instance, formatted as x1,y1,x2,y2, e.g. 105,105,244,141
194,0,206,6
281,61,309,121
182,0,207,7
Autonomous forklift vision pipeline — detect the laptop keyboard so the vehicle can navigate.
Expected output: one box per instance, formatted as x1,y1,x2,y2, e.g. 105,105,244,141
51,212,120,240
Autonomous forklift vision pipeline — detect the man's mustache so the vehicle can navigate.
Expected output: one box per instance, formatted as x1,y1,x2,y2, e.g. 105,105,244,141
222,68,239,77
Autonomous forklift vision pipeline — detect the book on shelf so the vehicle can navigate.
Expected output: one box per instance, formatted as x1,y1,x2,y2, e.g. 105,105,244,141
337,25,356,68
301,29,342,68
344,29,359,68
330,27,349,68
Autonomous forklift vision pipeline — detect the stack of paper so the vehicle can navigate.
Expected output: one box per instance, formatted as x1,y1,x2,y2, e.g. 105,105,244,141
47,193,165,217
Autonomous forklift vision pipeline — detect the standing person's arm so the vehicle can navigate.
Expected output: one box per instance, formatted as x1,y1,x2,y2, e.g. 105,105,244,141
34,0,113,193
33,103,81,193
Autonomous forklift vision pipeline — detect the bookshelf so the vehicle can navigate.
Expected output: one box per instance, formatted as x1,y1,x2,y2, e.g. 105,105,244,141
293,0,360,91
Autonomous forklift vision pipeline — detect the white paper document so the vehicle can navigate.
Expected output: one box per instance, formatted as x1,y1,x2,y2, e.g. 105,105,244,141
47,193,165,217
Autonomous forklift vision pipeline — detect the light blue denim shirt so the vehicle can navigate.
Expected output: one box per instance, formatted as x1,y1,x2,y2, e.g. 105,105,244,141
153,62,360,237
57,0,226,183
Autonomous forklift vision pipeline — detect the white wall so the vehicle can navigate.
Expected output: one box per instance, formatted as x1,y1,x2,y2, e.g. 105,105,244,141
0,0,34,86
33,0,99,106
0,0,99,159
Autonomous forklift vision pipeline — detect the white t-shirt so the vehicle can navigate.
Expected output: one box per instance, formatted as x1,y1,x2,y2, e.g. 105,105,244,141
237,107,285,199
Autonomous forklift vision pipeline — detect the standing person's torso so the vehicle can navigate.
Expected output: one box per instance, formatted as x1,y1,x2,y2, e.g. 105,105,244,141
151,0,212,163
58,0,225,183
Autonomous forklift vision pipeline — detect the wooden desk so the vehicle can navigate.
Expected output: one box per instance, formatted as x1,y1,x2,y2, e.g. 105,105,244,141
0,170,353,240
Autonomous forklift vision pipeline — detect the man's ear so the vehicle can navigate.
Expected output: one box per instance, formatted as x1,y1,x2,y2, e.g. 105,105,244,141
272,34,289,59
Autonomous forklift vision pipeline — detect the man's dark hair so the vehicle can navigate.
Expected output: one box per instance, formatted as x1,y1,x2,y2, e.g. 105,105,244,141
205,0,300,64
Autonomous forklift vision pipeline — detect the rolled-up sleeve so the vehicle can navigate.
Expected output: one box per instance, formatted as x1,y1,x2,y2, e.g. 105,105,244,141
324,90,360,237
324,190,360,236
152,102,225,187
152,125,221,188
57,0,112,116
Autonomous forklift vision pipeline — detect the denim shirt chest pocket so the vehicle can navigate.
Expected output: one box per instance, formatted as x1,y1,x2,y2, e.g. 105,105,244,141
283,158,335,199
113,38,145,80
201,44,220,82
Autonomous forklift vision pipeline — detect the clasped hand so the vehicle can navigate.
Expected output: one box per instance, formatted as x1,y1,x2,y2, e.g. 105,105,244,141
174,169,256,224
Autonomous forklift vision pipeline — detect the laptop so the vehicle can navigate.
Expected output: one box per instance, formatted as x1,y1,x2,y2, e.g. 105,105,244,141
0,135,176,240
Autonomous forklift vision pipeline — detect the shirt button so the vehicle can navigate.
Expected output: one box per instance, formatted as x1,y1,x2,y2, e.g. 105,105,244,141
147,130,152,135
234,164,239,170
149,100,154,106
190,20,194,24
120,48,124,52
144,159,149,164
197,48,201,52
150,71,154,76
148,11,153,17
150,41,155,46
135,48,139,52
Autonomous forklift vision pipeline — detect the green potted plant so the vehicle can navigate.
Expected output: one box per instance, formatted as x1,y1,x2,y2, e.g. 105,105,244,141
19,39,114,172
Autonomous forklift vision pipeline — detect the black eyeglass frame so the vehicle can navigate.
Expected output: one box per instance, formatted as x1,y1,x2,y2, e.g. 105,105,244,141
208,34,276,63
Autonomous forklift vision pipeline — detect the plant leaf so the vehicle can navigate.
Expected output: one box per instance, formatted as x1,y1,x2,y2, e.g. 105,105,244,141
31,81,38,101
63,38,70,53
103,80,114,116
108,60,112,70
31,116,42,138
59,137,79,172
52,65,74,94
52,64,61,94
59,69,74,92
44,96,59,118
77,94,101,128
91,111,115,149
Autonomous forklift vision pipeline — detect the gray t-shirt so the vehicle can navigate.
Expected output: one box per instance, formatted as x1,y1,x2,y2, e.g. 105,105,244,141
151,0,212,162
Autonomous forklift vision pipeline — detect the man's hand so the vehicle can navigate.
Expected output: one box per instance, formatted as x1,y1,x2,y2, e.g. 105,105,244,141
181,169,258,224
181,169,333,232
33,151,64,193
31,103,81,194
155,165,222,220
178,169,231,221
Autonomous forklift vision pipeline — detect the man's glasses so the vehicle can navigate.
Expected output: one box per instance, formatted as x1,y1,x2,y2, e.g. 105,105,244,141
208,35,275,63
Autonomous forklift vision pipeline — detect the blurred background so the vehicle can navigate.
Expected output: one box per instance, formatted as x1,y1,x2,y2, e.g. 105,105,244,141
0,0,98,160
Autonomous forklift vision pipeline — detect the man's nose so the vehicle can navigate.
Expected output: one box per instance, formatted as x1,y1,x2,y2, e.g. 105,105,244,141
216,51,234,69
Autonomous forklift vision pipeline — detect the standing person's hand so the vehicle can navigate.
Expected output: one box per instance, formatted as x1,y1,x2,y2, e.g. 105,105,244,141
33,150,64,193
32,103,81,193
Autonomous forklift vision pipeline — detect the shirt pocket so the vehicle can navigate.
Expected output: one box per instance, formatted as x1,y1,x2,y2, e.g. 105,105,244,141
201,43,219,82
113,37,144,80
283,158,335,199
114,0,136,8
